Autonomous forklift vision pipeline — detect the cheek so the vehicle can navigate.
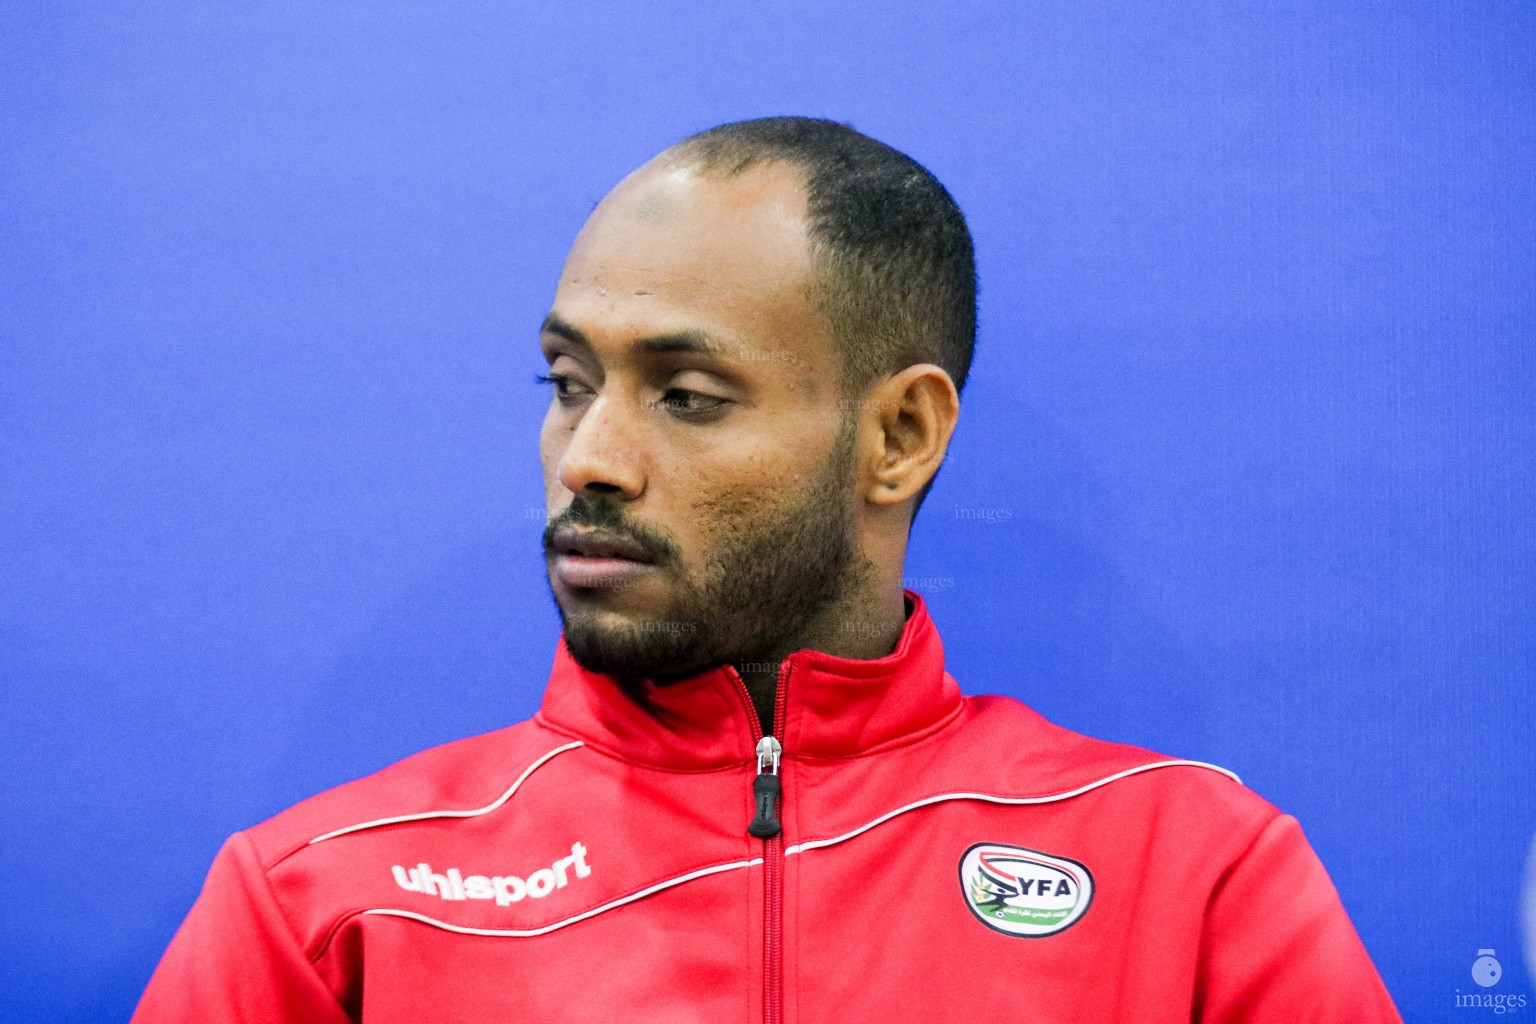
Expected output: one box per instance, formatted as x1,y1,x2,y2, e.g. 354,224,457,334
539,415,565,488
685,450,809,545
692,483,757,535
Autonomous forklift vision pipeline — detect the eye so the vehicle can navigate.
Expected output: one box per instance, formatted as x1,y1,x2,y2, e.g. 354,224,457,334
534,373,591,405
655,387,730,418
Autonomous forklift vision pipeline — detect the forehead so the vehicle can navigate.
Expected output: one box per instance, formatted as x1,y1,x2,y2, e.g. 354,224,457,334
550,159,828,361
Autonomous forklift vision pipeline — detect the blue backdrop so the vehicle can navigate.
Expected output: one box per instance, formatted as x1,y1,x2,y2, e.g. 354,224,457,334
2,3,1532,1020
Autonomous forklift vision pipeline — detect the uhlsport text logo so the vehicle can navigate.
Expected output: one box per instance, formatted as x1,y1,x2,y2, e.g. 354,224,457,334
958,843,1094,938
391,841,591,906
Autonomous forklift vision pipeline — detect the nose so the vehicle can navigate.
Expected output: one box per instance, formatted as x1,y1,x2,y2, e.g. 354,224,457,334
553,393,645,501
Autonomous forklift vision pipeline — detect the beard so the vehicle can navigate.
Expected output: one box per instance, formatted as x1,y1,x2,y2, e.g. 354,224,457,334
543,416,869,685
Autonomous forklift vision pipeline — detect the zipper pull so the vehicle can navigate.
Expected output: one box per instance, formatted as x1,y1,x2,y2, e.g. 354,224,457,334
748,736,783,839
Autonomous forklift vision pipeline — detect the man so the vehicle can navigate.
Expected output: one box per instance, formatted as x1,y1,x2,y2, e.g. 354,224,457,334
134,117,1401,1021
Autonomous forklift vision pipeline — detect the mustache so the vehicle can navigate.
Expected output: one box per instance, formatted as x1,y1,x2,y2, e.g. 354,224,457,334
542,496,679,565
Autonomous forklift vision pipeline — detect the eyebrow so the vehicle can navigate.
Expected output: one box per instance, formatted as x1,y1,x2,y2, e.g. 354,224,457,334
541,314,738,359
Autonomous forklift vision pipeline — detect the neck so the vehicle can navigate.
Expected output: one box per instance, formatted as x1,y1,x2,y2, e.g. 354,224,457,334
733,583,909,735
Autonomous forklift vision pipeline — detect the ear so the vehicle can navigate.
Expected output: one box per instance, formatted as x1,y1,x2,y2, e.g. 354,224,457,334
859,364,960,510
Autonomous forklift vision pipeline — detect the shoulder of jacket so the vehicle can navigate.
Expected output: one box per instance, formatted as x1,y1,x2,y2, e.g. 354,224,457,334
955,692,1278,826
240,717,575,871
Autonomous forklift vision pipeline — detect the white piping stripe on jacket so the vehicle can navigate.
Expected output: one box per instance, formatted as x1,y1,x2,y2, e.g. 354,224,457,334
306,741,586,846
358,757,1239,938
784,759,1241,856
362,858,763,937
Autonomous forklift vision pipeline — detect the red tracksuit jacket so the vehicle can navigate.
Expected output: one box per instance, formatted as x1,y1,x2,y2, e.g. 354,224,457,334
134,592,1402,1022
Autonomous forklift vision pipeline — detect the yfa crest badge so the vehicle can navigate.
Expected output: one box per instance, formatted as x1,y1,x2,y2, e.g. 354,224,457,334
959,843,1094,938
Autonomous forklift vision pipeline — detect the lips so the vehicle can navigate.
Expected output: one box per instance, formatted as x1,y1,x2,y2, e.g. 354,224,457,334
549,527,659,593
550,527,654,564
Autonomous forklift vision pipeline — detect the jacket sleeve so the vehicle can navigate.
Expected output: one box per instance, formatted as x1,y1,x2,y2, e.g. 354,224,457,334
132,831,353,1024
1196,812,1402,1023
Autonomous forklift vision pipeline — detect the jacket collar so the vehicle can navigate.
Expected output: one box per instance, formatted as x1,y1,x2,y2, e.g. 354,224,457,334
535,589,963,771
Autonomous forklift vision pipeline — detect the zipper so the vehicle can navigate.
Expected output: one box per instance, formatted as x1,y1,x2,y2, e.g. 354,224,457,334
748,735,783,838
731,663,791,1024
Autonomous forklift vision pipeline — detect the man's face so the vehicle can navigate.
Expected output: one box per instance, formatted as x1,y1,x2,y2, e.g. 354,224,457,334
539,157,871,681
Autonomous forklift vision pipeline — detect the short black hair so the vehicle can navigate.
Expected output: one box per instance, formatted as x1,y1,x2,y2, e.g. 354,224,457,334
669,117,977,399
